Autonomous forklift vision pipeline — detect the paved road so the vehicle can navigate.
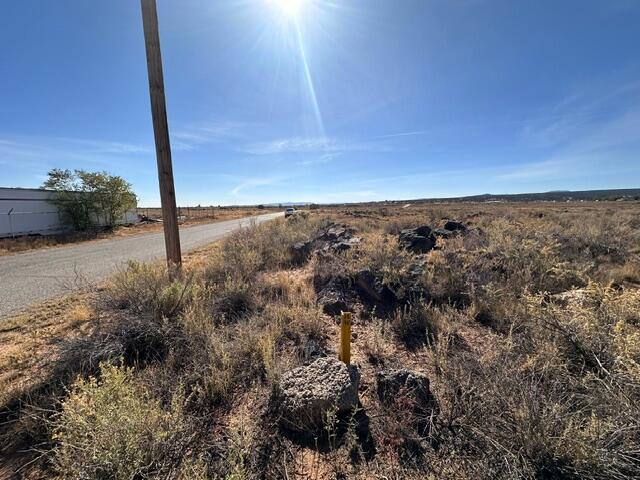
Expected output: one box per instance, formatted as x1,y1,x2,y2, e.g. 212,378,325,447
0,212,282,318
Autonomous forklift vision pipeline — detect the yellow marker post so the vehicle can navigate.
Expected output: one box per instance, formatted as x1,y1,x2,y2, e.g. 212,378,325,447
340,311,352,365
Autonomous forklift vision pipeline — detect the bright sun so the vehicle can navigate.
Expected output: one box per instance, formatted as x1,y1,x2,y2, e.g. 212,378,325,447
269,0,305,18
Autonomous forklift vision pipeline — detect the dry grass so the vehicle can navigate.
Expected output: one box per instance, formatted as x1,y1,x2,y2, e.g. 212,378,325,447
0,294,96,408
1,201,640,479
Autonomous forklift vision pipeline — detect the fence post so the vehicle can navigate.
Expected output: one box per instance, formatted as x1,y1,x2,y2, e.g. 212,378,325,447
339,311,352,364
7,208,14,238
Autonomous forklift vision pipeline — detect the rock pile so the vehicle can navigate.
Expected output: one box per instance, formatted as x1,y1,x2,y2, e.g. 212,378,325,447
376,368,438,435
398,219,468,253
315,268,401,317
398,226,436,254
442,219,467,232
316,266,429,317
291,222,361,264
311,219,470,316
377,369,433,405
272,357,360,434
316,275,353,316
353,269,399,312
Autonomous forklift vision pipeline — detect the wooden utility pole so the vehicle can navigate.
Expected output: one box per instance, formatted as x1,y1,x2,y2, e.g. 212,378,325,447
141,0,182,273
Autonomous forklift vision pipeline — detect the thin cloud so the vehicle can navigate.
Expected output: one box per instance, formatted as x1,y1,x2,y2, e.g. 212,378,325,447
171,121,249,150
498,151,640,182
240,136,389,156
521,78,640,148
507,75,640,182
0,135,151,163
498,158,576,181
296,152,342,166
231,175,285,196
373,130,429,139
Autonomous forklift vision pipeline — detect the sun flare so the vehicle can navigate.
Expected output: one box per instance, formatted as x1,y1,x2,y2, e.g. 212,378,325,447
268,0,306,18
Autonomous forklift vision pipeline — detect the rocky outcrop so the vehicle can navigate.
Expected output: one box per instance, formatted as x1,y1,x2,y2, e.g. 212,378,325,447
320,224,355,242
272,357,360,434
332,236,361,252
316,275,353,316
398,227,436,254
432,227,454,239
291,240,316,265
292,223,361,265
406,256,428,278
354,269,398,312
321,224,360,253
376,369,438,435
399,221,468,250
442,219,467,232
377,369,432,405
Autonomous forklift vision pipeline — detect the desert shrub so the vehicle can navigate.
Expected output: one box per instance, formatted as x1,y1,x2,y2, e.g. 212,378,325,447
208,234,262,282
536,286,640,382
260,270,315,307
106,261,200,319
362,318,392,365
177,456,209,480
208,217,321,282
187,303,320,409
383,217,422,235
609,259,640,285
482,218,584,294
422,217,585,310
423,249,471,306
196,331,236,407
429,285,640,480
381,207,454,235
469,286,527,333
211,275,258,322
194,325,281,408
173,223,327,409
262,302,326,363
311,251,346,288
51,363,187,479
392,301,444,348
231,322,279,386
557,211,633,264
348,232,414,286
438,344,640,479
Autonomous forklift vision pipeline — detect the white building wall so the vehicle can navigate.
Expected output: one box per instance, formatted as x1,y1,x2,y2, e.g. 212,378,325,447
0,187,138,238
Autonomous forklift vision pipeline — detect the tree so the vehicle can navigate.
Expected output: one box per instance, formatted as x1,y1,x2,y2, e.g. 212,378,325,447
42,169,92,231
42,169,137,231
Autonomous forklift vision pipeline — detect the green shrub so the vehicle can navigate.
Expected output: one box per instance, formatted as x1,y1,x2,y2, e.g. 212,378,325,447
51,363,186,479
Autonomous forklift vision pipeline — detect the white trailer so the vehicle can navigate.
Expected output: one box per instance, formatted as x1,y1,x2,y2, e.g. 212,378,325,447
0,187,138,238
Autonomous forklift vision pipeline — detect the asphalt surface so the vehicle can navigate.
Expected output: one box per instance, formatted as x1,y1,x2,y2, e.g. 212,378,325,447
0,212,282,318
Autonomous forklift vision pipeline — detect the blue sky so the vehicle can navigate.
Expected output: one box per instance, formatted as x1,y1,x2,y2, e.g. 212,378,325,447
1,0,639,206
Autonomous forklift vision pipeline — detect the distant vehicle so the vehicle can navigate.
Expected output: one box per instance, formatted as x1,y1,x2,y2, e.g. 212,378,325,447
284,207,296,217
